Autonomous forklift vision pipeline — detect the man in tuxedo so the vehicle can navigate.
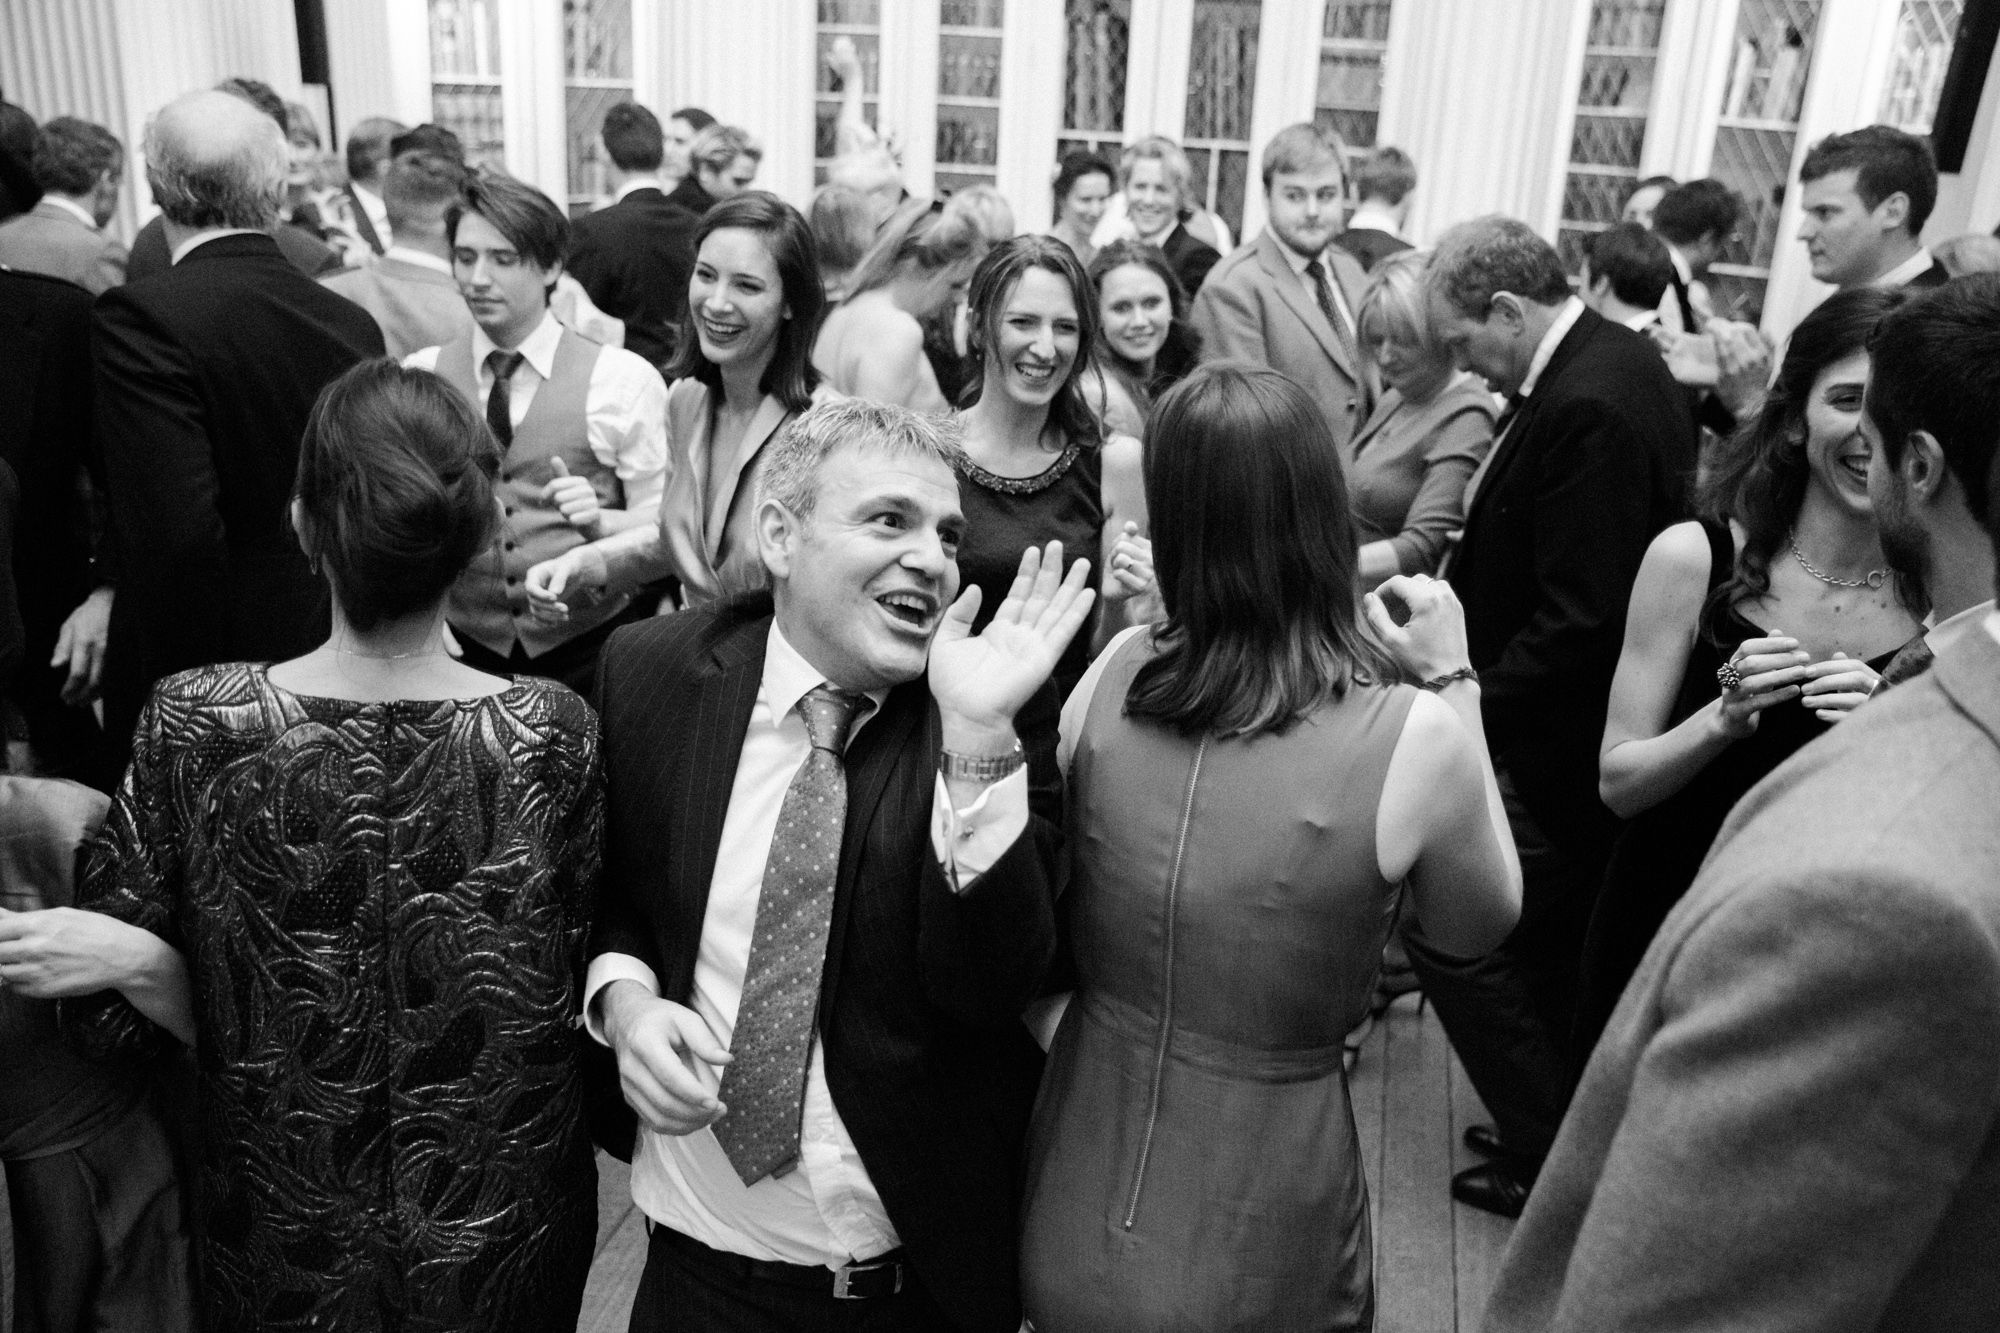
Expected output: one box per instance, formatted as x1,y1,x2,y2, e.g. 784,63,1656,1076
334,115,405,258
0,116,127,293
1799,125,1951,292
586,398,1088,1331
1578,221,1672,332
1333,145,1416,273
1192,123,1373,451
566,101,700,367
1416,216,1694,1218
320,148,471,357
1483,273,2000,1333
92,89,382,759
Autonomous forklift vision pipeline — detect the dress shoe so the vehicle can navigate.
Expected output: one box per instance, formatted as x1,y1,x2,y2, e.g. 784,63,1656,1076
1463,1123,1516,1161
1451,1160,1532,1219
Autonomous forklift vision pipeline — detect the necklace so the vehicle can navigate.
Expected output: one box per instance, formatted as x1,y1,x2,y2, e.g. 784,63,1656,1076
331,640,450,661
1789,535,1888,590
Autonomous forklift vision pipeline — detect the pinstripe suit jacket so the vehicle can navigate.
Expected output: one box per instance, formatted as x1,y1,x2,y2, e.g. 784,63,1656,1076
589,592,1063,1332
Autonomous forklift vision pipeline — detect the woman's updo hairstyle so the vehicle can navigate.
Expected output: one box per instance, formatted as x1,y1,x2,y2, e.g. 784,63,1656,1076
292,358,501,631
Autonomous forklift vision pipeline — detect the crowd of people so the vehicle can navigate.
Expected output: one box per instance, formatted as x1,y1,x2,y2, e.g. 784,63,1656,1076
0,58,1998,1333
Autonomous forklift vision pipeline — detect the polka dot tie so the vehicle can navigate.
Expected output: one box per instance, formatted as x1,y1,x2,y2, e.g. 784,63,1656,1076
714,684,867,1184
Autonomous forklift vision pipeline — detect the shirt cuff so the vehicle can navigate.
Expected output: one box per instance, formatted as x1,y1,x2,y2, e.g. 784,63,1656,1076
583,952,661,1046
929,768,1029,895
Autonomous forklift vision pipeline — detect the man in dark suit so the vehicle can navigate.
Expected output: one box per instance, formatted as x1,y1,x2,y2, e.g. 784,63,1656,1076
1484,276,2000,1333
1333,144,1417,273
93,89,383,759
1192,123,1374,451
1799,125,1951,292
586,398,1089,1331
567,102,699,368
1417,216,1695,1218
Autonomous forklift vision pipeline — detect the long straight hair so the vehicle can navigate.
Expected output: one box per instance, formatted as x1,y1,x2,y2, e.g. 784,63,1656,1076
1126,363,1402,738
662,190,824,413
959,234,1102,447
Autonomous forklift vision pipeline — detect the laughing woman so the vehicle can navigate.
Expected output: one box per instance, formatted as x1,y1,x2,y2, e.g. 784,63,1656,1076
1083,239,1201,441
955,235,1152,701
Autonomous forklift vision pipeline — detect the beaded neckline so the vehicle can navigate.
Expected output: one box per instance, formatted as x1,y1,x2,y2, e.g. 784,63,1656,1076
960,441,1083,495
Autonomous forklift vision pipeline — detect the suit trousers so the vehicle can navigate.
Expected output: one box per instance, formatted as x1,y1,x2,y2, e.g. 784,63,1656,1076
628,1224,955,1333
1406,767,1606,1163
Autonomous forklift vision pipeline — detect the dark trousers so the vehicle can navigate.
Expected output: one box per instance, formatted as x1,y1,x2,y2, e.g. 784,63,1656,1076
628,1225,955,1333
450,601,648,707
1406,768,1607,1163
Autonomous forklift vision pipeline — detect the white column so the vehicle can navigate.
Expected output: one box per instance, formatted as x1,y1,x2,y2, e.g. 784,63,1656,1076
1642,0,1739,180
1239,0,1324,243
1537,0,1594,239
206,0,305,96
879,0,942,200
324,0,434,138
1122,0,1194,139
998,0,1067,230
652,0,817,206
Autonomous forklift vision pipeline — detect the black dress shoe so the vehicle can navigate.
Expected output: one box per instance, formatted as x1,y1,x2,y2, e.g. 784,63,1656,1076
1463,1123,1512,1160
1452,1161,1532,1219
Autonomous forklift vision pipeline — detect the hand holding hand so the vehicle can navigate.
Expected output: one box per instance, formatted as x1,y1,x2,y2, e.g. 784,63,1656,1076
1799,650,1881,723
0,907,156,998
524,547,610,626
51,585,113,706
601,982,732,1136
1363,573,1471,682
1101,523,1155,604
543,458,604,538
929,541,1094,742
1713,634,1809,739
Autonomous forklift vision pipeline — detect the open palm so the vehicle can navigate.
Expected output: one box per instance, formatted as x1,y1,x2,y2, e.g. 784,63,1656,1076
929,541,1095,727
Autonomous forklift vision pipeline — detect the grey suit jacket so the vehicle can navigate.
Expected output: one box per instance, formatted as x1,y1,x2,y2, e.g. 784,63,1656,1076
0,200,126,293
1485,622,2000,1332
1188,228,1374,449
319,253,472,360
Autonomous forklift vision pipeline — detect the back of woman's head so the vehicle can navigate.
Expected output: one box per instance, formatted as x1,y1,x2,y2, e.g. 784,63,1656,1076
961,234,1101,441
293,360,500,632
842,200,984,302
1129,363,1398,737
1700,285,1907,605
664,189,824,411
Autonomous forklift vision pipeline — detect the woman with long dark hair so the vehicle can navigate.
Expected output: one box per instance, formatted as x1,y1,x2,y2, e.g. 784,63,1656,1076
1575,286,1920,1063
526,190,829,618
1020,363,1519,1329
1081,238,1201,440
1048,149,1112,266
954,234,1151,700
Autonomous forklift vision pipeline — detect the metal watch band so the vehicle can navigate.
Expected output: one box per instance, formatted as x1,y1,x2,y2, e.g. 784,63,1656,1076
938,741,1025,783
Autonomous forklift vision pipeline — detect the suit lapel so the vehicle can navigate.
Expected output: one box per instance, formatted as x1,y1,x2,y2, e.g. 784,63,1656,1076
1462,311,1600,535
821,680,929,1008
1257,232,1352,378
706,395,792,562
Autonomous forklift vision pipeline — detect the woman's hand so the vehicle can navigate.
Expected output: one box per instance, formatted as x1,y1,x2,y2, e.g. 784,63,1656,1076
543,458,604,538
1101,523,1154,604
1713,634,1810,739
1799,650,1881,723
1364,573,1470,682
0,907,159,998
524,547,611,626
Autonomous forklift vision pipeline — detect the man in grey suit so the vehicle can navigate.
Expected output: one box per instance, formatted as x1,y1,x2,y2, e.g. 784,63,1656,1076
320,149,470,358
0,116,126,293
1190,122,1373,449
1484,274,2000,1332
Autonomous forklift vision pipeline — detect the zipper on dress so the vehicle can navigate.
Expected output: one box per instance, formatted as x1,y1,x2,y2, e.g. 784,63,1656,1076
1122,737,1206,1230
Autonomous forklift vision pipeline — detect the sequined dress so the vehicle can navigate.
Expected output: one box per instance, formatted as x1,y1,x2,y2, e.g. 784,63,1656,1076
68,663,604,1332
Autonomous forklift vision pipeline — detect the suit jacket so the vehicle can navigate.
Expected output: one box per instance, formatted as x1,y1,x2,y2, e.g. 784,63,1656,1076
1190,229,1375,449
125,215,343,283
92,232,383,752
1332,225,1412,273
567,188,700,368
1158,221,1221,305
319,252,472,359
655,380,801,607
1453,306,1695,852
663,175,715,218
341,183,387,256
1486,625,2000,1332
590,596,1063,1332
1903,255,1952,289
0,200,127,293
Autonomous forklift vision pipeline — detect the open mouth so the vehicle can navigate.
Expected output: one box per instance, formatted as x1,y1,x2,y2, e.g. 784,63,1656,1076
1838,454,1870,485
876,589,939,632
1015,361,1057,389
701,316,746,344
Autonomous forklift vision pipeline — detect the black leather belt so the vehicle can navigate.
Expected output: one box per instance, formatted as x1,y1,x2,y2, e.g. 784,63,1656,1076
654,1223,907,1300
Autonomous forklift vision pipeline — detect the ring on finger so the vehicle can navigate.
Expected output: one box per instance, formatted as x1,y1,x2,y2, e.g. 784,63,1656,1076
1715,662,1743,692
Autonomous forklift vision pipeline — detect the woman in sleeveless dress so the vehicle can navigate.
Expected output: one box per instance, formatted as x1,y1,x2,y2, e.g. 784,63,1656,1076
525,192,833,622
1020,364,1522,1331
955,235,1152,702
1577,286,1921,1066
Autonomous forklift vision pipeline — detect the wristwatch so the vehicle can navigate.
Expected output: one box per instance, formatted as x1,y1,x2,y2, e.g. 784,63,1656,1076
939,740,1025,783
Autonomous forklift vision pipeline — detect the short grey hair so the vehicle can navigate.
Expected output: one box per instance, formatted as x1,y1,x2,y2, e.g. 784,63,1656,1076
756,399,966,523
143,103,286,230
1424,215,1571,317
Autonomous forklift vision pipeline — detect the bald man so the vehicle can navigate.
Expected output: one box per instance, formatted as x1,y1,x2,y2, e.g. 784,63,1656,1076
92,89,383,761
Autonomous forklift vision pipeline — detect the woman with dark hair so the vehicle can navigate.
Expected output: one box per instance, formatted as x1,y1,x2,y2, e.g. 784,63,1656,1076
1082,237,1201,439
526,190,829,616
955,234,1149,700
812,200,985,412
1020,363,1520,1328
1048,149,1113,266
1575,286,1920,1063
23,359,604,1331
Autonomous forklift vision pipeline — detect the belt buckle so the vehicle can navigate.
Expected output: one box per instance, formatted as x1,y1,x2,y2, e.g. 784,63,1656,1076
832,1259,901,1300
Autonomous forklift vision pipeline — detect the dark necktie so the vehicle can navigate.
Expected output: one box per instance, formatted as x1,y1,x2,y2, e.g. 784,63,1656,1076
485,349,523,448
714,684,867,1184
1669,271,1699,334
1876,632,1934,690
1304,258,1361,376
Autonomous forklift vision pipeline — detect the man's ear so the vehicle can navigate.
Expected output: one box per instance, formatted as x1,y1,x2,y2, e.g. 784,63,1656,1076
756,496,800,581
1900,428,1949,503
1875,190,1912,235
1488,292,1529,336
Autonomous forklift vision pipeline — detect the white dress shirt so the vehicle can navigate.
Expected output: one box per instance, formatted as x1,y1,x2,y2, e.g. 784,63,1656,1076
39,195,99,231
584,622,1029,1267
1277,236,1360,341
352,181,391,248
1657,243,1716,334
1343,201,1403,240
405,310,669,513
1875,246,1938,289
612,176,668,203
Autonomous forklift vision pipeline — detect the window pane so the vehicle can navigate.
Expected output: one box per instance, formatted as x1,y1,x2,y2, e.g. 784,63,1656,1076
564,0,631,80
1063,0,1130,136
1878,0,1963,133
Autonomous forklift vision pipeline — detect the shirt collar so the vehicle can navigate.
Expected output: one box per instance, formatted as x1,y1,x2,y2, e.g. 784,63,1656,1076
40,195,99,230
1277,235,1326,275
1666,243,1694,285
1620,307,1660,332
385,244,451,274
170,226,265,265
613,177,667,203
1345,202,1401,238
472,308,562,379
1928,598,1996,652
1875,246,1936,289
762,621,887,736
1518,296,1585,400
351,181,383,208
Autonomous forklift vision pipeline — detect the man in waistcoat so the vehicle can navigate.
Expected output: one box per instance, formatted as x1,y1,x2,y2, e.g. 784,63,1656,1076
406,170,667,698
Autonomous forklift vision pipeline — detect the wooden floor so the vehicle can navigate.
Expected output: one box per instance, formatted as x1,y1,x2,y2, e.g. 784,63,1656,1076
576,991,1514,1332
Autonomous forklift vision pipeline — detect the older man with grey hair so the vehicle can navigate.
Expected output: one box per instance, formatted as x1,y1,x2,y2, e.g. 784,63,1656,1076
92,87,382,765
